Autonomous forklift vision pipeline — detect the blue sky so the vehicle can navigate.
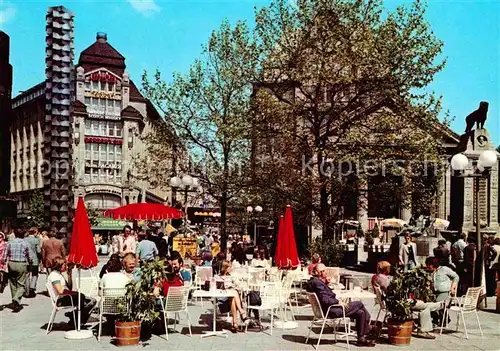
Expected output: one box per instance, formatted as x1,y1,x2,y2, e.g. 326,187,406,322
1,0,498,146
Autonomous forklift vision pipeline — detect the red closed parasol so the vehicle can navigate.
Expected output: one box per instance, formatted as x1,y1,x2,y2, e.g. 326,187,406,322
68,197,98,268
274,205,300,269
66,197,98,339
104,203,184,220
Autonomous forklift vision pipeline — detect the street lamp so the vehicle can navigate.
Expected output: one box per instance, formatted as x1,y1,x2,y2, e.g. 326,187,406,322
450,150,497,288
170,175,199,232
246,205,263,244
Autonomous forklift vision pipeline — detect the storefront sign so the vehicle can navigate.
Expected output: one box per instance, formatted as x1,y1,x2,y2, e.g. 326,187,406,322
172,237,198,258
90,72,117,84
85,185,122,195
84,136,123,145
85,90,120,100
88,112,121,121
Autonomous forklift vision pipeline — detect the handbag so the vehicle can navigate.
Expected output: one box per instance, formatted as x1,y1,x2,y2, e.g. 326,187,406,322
248,291,261,306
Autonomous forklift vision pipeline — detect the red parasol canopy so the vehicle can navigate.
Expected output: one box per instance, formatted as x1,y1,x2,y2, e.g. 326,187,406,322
68,197,98,268
274,205,300,269
104,203,184,221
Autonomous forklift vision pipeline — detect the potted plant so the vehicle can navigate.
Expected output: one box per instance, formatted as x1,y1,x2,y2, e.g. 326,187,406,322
385,267,435,345
115,259,165,346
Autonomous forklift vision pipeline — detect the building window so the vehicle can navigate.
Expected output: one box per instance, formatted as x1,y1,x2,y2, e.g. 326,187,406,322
84,167,91,183
100,144,107,161
85,143,91,160
116,169,121,184
92,168,98,182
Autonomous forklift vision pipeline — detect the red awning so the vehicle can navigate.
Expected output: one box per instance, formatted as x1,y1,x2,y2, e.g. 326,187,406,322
104,203,184,221
274,205,300,269
68,197,98,268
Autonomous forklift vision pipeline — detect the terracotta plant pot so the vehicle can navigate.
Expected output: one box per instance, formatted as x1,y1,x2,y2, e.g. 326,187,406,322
387,319,413,346
115,320,141,346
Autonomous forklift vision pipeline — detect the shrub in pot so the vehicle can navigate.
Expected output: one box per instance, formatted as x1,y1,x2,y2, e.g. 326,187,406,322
116,259,165,346
385,267,435,345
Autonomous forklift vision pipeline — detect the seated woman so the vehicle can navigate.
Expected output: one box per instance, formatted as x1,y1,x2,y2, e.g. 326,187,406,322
122,253,142,282
308,253,322,275
47,257,96,327
215,260,248,333
251,250,270,270
201,251,213,267
99,253,121,279
308,264,375,347
371,260,392,293
99,258,130,292
231,250,247,268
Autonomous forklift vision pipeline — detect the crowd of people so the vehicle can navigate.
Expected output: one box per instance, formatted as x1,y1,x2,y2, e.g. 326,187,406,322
0,227,66,312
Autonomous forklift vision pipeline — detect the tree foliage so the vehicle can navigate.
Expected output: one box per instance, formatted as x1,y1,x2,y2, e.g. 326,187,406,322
251,0,449,238
85,202,100,227
142,20,260,249
26,189,46,229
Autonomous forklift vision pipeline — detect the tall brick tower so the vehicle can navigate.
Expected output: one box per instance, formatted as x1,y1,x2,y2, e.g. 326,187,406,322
0,31,12,196
44,6,75,236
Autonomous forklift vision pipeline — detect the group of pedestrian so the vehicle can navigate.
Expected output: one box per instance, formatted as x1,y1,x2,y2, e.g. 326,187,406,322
0,227,65,313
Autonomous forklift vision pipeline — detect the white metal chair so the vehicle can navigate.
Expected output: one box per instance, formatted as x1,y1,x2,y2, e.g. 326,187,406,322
45,282,77,334
372,286,387,323
305,292,352,350
97,288,127,341
440,286,484,339
159,286,192,340
78,276,100,314
194,266,213,305
248,268,266,291
245,282,280,335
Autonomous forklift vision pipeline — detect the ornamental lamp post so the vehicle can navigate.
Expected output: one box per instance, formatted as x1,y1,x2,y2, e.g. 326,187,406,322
170,175,199,232
450,150,497,288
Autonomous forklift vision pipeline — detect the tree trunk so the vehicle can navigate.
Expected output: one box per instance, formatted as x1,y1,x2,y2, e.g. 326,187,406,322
220,155,230,253
316,150,330,240
220,195,228,253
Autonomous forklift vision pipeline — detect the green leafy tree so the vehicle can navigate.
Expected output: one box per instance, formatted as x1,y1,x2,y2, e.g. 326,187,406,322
26,190,46,229
85,202,100,227
251,0,448,239
142,20,259,250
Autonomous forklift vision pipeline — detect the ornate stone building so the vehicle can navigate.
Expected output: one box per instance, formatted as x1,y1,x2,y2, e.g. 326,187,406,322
10,31,172,223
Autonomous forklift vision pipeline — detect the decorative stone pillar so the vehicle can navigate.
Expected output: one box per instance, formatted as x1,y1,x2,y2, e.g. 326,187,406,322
44,6,74,236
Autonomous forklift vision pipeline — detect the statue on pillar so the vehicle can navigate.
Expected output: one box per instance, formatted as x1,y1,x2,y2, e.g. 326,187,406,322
465,101,488,132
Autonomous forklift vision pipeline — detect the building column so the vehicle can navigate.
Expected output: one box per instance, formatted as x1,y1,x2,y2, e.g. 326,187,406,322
489,161,499,231
357,175,368,232
401,173,412,222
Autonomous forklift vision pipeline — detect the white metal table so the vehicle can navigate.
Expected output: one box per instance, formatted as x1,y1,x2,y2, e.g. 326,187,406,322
192,289,238,338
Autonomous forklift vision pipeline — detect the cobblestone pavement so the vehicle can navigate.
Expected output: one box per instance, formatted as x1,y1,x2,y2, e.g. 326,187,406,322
1,261,499,351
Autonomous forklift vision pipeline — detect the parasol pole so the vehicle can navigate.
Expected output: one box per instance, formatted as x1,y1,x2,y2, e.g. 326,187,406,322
77,268,81,331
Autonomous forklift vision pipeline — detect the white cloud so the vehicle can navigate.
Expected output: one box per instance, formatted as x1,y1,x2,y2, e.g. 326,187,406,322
127,0,160,16
0,4,16,25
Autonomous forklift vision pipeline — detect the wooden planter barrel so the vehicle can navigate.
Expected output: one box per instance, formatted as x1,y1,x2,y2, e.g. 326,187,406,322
115,321,141,346
387,319,413,346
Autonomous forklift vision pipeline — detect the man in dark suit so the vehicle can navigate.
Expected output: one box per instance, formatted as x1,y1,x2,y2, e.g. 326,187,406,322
41,231,65,274
308,263,375,347
433,239,451,267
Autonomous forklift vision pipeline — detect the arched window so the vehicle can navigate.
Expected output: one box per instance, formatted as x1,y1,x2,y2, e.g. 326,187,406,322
85,193,121,210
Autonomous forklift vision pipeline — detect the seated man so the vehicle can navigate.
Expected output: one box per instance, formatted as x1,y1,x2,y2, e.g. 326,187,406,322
308,264,375,347
170,251,192,283
375,261,444,340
